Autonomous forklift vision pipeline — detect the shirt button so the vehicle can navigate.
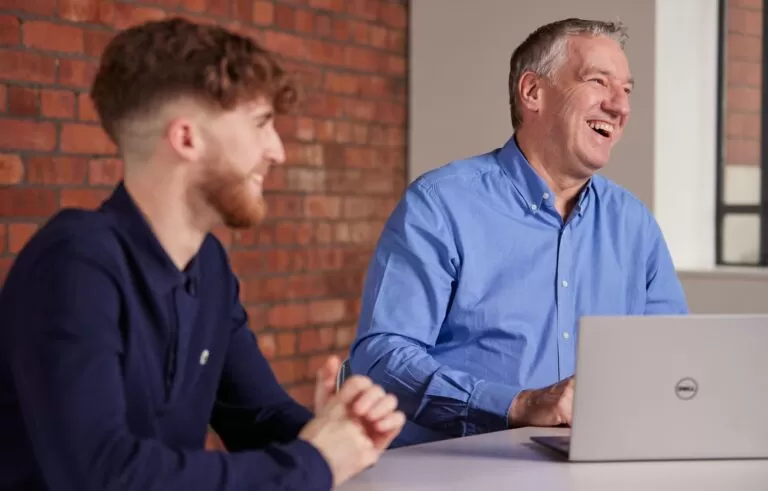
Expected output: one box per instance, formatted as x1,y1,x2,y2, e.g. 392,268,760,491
530,203,538,211
563,332,570,340
561,280,568,288
543,193,550,200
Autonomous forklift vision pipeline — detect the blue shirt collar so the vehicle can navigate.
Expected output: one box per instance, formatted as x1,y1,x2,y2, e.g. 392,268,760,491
497,135,599,216
98,181,200,293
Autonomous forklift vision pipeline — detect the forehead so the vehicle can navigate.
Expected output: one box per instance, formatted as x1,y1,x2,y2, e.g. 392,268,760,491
234,97,274,117
563,34,632,83
204,98,273,130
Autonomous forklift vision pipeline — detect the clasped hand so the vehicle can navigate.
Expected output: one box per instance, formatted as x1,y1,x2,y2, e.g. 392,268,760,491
299,356,405,488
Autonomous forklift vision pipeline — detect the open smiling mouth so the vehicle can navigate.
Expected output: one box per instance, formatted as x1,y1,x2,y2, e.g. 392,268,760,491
587,120,613,139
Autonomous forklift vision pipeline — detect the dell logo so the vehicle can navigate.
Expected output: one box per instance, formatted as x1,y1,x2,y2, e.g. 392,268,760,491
674,377,698,400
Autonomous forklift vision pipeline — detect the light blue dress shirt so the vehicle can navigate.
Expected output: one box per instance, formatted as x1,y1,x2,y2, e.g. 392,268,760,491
349,136,689,447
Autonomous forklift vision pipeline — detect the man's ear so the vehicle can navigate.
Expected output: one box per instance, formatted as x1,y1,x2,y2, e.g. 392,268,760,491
518,71,544,114
166,116,204,162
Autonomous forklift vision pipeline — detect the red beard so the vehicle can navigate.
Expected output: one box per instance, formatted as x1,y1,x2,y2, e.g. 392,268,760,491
199,159,268,229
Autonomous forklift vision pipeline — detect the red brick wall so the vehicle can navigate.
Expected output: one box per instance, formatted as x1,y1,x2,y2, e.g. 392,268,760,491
0,0,408,411
725,0,762,168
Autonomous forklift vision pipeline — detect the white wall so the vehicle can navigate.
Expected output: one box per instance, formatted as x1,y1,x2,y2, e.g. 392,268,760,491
654,0,718,270
409,0,655,208
409,0,768,314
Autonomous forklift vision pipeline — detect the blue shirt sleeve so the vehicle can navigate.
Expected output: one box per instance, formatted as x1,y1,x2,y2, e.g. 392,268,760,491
350,183,518,438
12,251,332,491
643,215,690,315
210,270,314,451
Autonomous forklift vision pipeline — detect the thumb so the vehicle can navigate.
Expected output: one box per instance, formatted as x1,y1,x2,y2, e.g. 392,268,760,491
314,355,341,412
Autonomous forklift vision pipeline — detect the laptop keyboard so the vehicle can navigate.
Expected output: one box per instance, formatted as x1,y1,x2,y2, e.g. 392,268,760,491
546,435,571,452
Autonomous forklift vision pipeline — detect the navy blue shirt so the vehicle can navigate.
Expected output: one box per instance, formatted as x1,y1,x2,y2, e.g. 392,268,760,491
0,183,332,490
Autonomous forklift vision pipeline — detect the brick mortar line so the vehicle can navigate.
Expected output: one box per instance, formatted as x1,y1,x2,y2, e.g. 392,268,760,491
237,272,372,280
228,255,379,263
226,250,381,258
235,264,374,273
113,0,409,35
0,249,377,261
0,80,408,120
725,83,763,89
235,270,375,280
725,134,763,140
248,308,360,316
723,163,761,168
0,188,404,200
0,9,409,57
256,329,361,339
0,217,47,224
0,169,406,181
0,3,406,29
0,123,407,141
726,31,762,39
0,110,408,134
724,108,764,114
0,142,407,158
724,57,763,63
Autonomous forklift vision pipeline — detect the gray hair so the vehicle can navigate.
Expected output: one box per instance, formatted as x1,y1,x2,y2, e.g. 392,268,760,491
508,18,628,129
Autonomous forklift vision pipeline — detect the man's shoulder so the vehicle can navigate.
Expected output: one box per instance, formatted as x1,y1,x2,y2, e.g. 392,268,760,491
16,208,123,269
0,209,124,310
411,149,502,193
593,174,654,221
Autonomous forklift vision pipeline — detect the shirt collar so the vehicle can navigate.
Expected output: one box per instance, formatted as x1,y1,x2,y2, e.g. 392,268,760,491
98,181,200,293
497,135,599,217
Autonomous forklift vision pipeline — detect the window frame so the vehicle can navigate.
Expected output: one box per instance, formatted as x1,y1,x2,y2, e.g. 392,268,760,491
715,0,767,266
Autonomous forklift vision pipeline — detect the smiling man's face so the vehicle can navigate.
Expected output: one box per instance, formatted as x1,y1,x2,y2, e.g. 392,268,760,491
540,34,633,177
197,98,286,228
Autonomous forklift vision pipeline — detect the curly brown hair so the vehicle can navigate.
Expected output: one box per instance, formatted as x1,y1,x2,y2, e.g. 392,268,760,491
91,17,298,146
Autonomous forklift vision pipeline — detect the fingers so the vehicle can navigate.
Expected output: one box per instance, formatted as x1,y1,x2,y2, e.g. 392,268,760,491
325,375,374,415
313,356,342,412
350,384,386,418
371,411,406,450
373,409,406,434
321,356,341,383
364,393,398,421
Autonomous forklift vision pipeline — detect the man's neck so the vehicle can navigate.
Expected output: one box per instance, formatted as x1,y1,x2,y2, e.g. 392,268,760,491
514,130,588,218
123,168,211,272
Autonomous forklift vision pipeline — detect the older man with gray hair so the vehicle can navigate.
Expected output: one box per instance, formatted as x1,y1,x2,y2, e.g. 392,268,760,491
349,17,688,447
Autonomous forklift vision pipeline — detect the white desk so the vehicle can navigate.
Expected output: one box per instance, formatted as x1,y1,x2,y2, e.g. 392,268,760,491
338,427,768,490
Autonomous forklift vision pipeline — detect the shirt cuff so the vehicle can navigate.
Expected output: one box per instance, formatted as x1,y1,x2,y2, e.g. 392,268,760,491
465,380,519,435
282,439,334,491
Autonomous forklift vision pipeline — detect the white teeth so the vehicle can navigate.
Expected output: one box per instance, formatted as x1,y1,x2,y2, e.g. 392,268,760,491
587,120,614,135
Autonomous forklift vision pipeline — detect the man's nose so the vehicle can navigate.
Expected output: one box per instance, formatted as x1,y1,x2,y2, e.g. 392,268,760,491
604,87,630,118
265,128,286,166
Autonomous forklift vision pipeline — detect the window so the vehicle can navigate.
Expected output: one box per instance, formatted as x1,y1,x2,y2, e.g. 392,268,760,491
716,0,764,265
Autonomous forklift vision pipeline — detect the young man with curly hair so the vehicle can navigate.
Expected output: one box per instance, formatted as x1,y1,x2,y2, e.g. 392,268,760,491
0,17,404,491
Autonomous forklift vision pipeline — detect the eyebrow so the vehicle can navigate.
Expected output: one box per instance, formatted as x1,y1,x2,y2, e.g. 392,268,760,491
253,110,274,121
584,67,635,88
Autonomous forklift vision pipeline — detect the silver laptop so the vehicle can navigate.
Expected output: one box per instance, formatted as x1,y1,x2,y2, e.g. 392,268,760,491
531,314,768,461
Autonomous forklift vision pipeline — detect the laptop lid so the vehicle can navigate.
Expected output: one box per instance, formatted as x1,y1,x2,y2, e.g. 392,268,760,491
568,314,768,461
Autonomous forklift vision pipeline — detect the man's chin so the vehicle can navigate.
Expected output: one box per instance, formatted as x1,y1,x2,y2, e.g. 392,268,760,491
581,150,611,173
219,198,268,230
